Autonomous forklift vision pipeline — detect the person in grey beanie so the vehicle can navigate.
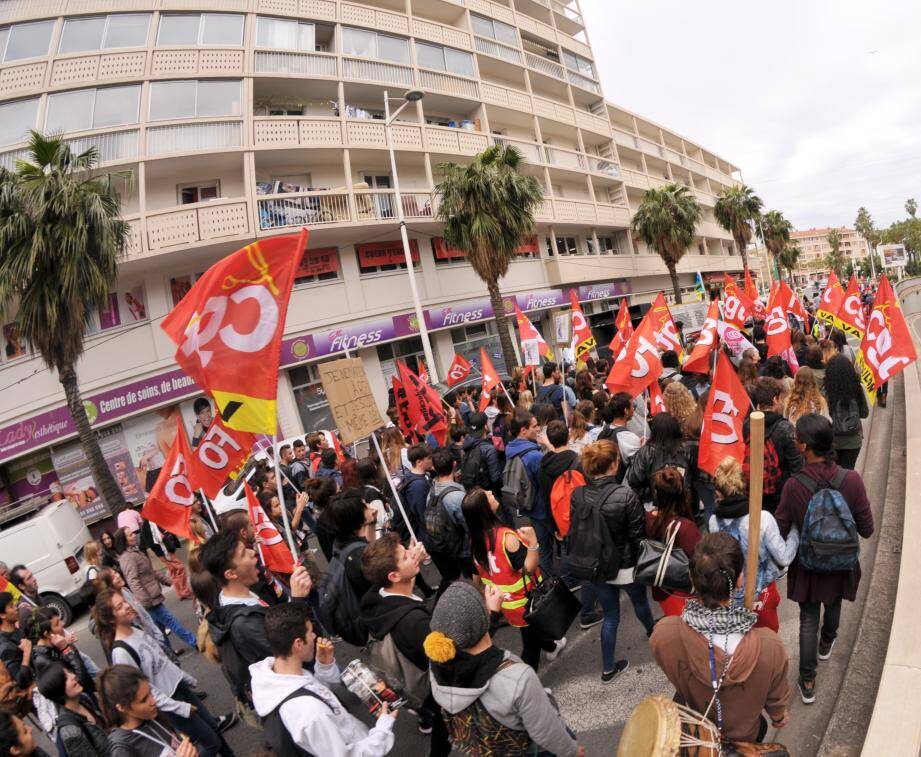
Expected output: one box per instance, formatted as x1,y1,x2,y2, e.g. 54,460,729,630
423,582,583,757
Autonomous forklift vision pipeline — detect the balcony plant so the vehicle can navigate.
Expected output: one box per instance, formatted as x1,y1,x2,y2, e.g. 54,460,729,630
436,145,544,372
632,183,701,304
0,132,130,514
714,184,763,277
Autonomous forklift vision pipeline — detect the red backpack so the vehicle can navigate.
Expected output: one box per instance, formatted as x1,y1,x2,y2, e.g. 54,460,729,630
550,467,586,536
744,429,782,495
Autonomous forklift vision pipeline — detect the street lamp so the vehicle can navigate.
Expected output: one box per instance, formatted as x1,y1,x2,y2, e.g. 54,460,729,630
384,89,439,383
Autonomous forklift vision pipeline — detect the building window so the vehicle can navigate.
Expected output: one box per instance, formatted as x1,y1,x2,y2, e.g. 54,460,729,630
290,364,335,432
0,20,54,62
587,236,616,254
451,322,508,375
294,246,340,286
563,50,596,79
148,79,242,120
58,14,151,54
178,181,219,205
470,14,518,46
545,236,579,256
157,13,244,46
0,97,39,147
255,16,316,51
377,337,425,383
85,285,148,336
416,42,475,77
1,322,30,363
341,27,409,64
356,239,421,275
45,85,141,134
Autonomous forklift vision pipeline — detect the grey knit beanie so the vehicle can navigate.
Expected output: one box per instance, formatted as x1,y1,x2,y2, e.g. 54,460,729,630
428,581,489,654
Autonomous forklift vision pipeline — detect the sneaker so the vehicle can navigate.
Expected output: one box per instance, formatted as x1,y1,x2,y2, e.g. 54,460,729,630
818,637,836,661
601,660,629,684
580,613,603,631
798,678,816,705
544,637,568,662
217,712,239,732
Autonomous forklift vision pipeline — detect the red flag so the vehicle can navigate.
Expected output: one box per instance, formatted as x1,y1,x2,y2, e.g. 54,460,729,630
478,348,501,411
648,379,667,416
245,482,295,574
391,376,414,440
141,423,196,540
397,361,448,446
782,282,809,324
682,300,721,374
765,283,792,357
605,311,662,397
161,229,307,434
608,298,633,355
445,353,472,387
816,272,845,324
837,275,866,337
722,273,751,329
698,351,751,475
650,293,684,358
569,290,596,366
187,413,257,498
744,269,766,319
417,357,429,384
857,276,917,394
514,303,552,364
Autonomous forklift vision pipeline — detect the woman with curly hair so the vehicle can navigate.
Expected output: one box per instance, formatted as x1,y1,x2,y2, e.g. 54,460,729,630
575,369,595,401
823,354,869,469
662,382,697,430
737,356,760,392
784,366,830,426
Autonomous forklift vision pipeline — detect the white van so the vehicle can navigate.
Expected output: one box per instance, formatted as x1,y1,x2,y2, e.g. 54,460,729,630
0,501,92,625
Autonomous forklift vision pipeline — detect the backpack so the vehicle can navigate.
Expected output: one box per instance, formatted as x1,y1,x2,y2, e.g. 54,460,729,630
441,659,532,757
597,425,633,484
367,632,430,710
832,397,861,435
744,425,783,496
317,541,369,646
536,384,565,418
566,484,621,582
460,442,493,491
548,461,586,538
263,688,331,757
209,610,264,704
796,469,860,573
502,455,536,514
424,486,466,556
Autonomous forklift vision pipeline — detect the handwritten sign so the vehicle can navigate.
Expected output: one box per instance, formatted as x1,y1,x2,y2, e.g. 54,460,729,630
318,358,385,444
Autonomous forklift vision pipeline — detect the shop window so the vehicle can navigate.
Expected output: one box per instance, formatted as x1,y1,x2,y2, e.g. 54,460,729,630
178,181,219,205
290,364,335,433
357,239,420,276
378,337,424,383
168,272,204,306
295,246,340,286
451,322,507,376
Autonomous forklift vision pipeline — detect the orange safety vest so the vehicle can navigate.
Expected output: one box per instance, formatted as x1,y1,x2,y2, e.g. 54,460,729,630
475,526,541,627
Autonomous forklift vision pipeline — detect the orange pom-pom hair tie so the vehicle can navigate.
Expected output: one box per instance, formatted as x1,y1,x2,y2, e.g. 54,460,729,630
424,631,456,663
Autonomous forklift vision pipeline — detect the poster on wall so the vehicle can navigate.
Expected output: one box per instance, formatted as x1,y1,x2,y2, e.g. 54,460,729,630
3,324,26,360
98,293,121,331
4,450,61,513
121,286,147,323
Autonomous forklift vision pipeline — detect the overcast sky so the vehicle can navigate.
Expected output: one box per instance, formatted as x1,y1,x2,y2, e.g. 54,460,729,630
581,0,921,231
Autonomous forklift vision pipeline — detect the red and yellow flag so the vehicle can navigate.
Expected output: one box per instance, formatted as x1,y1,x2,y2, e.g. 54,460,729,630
744,269,766,319
608,298,633,356
722,273,751,329
187,413,257,498
569,290,596,368
857,276,917,398
514,303,552,365
161,229,308,434
650,292,684,359
837,275,867,338
816,272,845,325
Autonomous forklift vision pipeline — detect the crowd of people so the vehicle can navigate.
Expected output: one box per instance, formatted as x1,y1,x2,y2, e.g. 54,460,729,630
0,290,884,757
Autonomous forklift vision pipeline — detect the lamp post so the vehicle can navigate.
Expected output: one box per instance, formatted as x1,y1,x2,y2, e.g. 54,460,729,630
384,89,438,383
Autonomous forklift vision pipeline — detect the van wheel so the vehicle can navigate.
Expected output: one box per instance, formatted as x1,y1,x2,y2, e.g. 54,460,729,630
40,593,72,626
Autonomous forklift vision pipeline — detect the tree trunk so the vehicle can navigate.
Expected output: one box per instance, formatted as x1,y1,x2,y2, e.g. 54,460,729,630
668,263,683,304
738,233,750,278
486,279,518,374
58,364,129,516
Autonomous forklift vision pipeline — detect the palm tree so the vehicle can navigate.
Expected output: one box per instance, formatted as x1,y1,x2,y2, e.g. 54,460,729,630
758,209,793,282
714,184,763,276
632,183,702,304
778,244,802,282
854,206,877,276
0,132,130,513
436,145,544,371
825,227,845,278
906,198,917,218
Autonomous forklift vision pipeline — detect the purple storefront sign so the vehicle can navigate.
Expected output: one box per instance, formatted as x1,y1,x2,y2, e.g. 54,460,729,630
425,299,495,330
577,281,632,302
0,368,201,464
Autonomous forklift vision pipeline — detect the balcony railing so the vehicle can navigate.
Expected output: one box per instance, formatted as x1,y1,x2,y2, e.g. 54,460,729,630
418,68,480,99
524,51,565,80
620,168,649,188
493,136,542,163
544,145,586,171
343,57,414,86
354,190,436,221
146,197,249,251
253,50,338,76
586,155,620,178
567,70,601,94
474,36,523,64
258,191,350,231
147,121,243,156
613,129,639,149
66,128,139,165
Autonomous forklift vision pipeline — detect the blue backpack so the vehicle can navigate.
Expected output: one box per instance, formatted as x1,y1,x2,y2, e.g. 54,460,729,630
795,469,860,573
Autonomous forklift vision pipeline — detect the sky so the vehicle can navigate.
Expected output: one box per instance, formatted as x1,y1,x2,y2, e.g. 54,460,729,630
580,0,921,232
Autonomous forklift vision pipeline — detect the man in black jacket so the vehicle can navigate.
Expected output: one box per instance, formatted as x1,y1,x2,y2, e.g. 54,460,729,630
460,412,502,497
360,534,449,756
0,591,32,689
401,443,434,539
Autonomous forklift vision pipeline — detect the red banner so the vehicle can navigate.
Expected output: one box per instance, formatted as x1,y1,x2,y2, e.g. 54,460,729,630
857,276,917,393
765,283,792,357
516,235,540,256
188,413,257,498
296,246,339,278
161,229,306,434
397,361,448,446
446,353,472,387
650,292,684,358
245,482,295,574
391,376,415,440
698,351,751,475
605,311,662,397
141,423,196,540
682,300,721,374
433,238,466,261
478,348,501,411
357,239,420,267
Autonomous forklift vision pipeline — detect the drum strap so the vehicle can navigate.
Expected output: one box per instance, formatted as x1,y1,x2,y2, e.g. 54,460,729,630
704,615,734,735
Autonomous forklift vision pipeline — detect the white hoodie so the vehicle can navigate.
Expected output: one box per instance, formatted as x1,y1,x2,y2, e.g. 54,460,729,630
249,657,395,757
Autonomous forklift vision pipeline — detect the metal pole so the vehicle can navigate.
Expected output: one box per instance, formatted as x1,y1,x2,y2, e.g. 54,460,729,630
866,237,877,279
384,90,439,383
370,431,418,544
272,433,299,559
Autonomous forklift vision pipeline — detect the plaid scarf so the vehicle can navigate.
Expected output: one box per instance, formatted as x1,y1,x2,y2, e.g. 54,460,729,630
682,599,757,637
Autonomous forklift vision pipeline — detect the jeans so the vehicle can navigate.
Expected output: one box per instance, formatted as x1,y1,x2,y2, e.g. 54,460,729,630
695,479,717,531
595,582,655,673
519,624,556,672
798,598,842,682
559,541,599,622
431,552,473,601
165,681,234,756
147,602,197,648
529,516,556,578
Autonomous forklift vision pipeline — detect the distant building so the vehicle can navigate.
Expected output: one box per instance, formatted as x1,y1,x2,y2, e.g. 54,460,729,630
790,226,869,279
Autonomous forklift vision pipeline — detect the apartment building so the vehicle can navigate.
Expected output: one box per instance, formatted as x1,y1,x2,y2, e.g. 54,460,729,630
791,226,869,279
0,0,745,520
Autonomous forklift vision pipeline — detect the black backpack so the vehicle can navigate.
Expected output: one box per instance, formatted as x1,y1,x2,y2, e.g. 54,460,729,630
596,425,633,484
424,485,467,556
832,397,861,435
460,442,494,491
566,483,621,582
317,541,369,647
536,384,565,418
263,688,332,757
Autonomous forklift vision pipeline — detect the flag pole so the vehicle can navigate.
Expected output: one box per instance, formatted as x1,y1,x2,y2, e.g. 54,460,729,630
272,433,300,559
745,411,765,609
371,431,418,544
198,488,218,532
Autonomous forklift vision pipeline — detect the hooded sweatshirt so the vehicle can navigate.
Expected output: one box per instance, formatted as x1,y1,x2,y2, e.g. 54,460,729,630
249,657,395,757
360,589,431,670
505,438,545,519
537,449,579,532
429,646,578,757
650,617,792,742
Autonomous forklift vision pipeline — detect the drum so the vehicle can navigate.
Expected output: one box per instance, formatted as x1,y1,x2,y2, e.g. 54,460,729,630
616,695,721,757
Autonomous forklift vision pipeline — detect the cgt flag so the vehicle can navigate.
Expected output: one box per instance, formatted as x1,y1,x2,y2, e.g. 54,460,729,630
650,293,684,359
141,422,196,541
569,289,596,368
188,412,257,498
161,229,307,435
682,300,721,374
698,351,751,475
397,360,448,446
245,482,295,574
648,379,667,416
765,283,792,357
608,298,634,356
837,275,867,338
816,272,845,325
744,269,766,319
722,273,751,329
857,276,917,399
605,310,662,397
478,348,502,411
445,353,472,387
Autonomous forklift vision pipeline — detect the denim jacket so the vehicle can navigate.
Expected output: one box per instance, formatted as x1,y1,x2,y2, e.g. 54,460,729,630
710,510,799,594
